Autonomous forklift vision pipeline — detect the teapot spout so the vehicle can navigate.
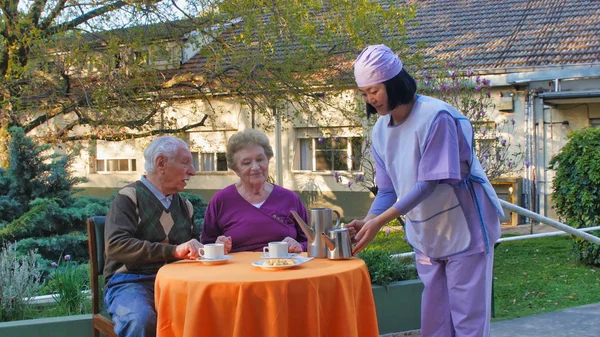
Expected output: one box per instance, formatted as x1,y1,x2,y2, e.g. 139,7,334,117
290,211,315,242
321,233,336,251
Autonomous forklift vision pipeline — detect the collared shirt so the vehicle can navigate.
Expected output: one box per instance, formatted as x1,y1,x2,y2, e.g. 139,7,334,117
140,175,173,209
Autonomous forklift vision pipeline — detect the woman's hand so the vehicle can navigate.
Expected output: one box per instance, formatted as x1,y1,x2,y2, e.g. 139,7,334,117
282,237,302,253
215,235,233,254
351,218,384,256
344,220,366,240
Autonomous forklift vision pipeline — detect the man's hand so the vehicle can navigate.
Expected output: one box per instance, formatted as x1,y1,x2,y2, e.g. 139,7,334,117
282,236,302,253
175,239,203,260
215,235,233,254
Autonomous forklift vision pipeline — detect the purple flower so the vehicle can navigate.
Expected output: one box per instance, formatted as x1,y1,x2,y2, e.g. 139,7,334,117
466,70,473,77
51,262,58,267
479,109,486,116
318,137,324,143
482,78,490,86
448,70,456,80
511,118,515,125
385,228,391,236
475,75,481,84
333,172,340,180
333,137,339,142
458,54,463,61
449,61,455,67
356,174,364,182
501,139,507,147
64,254,71,261
484,151,489,159
525,161,531,168
507,161,512,167
475,85,483,91
486,91,491,98
347,181,353,187
481,128,487,136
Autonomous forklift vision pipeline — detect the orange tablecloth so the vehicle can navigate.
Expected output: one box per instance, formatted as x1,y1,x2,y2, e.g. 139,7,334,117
155,252,379,337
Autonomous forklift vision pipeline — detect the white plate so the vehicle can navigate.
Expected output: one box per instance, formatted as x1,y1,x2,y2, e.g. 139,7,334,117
251,256,313,270
196,255,232,265
260,253,299,259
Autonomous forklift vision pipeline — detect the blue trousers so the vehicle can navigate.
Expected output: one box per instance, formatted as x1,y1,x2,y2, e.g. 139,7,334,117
104,273,157,337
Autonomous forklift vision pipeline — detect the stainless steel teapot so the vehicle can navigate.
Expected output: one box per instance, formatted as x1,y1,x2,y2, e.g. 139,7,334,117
290,208,341,258
322,227,352,260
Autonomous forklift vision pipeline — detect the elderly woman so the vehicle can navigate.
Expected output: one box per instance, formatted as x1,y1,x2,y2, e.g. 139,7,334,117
201,129,309,253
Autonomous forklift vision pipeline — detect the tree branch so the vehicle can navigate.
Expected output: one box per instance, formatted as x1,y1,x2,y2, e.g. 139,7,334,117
39,0,68,31
63,114,208,141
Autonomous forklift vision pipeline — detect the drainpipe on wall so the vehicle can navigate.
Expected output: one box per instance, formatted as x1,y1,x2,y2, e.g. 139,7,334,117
534,94,545,218
523,92,533,224
273,106,283,186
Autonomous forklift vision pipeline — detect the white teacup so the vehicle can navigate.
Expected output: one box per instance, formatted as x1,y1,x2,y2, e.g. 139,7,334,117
198,243,225,260
263,241,289,258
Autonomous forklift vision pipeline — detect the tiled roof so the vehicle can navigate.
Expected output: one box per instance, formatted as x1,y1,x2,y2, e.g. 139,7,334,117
171,0,600,83
408,0,600,71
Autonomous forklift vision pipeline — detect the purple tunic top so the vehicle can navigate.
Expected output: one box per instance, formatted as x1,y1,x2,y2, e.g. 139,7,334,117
201,184,309,252
370,111,500,257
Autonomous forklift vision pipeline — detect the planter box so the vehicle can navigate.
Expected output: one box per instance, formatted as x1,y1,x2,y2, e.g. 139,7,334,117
0,314,92,337
372,279,424,334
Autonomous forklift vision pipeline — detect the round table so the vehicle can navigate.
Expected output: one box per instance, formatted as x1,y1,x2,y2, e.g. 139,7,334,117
155,252,379,337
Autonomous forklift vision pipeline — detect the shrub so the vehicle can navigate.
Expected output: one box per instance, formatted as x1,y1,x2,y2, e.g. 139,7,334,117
550,126,600,266
46,254,90,315
0,243,42,322
358,249,417,286
181,192,207,232
15,234,89,265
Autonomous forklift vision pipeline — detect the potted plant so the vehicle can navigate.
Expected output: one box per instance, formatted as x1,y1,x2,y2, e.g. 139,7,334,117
359,248,423,334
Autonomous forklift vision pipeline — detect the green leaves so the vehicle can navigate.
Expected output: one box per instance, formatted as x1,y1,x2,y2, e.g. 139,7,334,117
550,126,600,266
358,247,417,286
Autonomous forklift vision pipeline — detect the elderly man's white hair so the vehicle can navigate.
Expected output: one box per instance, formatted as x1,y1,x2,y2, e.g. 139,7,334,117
144,136,189,173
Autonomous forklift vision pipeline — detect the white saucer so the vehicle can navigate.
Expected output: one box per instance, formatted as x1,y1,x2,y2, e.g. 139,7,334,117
196,255,232,265
260,253,298,259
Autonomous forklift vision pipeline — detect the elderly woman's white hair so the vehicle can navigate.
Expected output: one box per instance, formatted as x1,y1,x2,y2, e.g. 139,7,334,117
144,136,189,173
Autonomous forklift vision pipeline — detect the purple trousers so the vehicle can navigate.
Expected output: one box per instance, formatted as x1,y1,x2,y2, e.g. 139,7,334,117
416,247,494,337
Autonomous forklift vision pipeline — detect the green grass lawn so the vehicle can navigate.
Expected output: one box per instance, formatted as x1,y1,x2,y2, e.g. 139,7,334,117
493,235,600,321
369,228,600,322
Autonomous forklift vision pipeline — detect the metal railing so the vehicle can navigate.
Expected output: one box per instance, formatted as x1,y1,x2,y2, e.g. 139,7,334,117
391,199,600,260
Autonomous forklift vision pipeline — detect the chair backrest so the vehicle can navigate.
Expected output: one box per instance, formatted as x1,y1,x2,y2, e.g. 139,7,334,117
87,216,106,315
90,216,106,274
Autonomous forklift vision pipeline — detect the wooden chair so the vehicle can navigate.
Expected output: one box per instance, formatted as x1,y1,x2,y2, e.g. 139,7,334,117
87,216,117,337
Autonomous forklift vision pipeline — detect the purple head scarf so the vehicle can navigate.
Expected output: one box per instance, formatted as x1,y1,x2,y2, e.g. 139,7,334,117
353,44,403,87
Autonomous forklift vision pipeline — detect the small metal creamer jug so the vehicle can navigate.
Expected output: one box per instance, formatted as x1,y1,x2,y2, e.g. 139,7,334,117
321,227,352,260
290,208,341,258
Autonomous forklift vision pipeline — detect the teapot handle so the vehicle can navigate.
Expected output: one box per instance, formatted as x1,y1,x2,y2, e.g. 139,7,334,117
332,210,341,228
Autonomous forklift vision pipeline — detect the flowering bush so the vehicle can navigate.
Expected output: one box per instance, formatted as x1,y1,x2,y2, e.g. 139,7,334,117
418,60,524,180
47,254,90,315
333,136,378,196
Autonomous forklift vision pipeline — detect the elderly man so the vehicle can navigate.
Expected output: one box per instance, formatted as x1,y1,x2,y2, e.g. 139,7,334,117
103,136,201,337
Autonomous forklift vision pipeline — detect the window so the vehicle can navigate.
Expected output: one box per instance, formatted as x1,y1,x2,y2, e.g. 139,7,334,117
590,118,600,128
192,152,228,172
298,137,363,171
95,158,137,173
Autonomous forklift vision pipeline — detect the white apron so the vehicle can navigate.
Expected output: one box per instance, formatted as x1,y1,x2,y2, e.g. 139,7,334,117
371,95,503,259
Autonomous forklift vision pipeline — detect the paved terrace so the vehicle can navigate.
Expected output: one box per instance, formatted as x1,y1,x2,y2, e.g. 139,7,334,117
381,302,600,337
